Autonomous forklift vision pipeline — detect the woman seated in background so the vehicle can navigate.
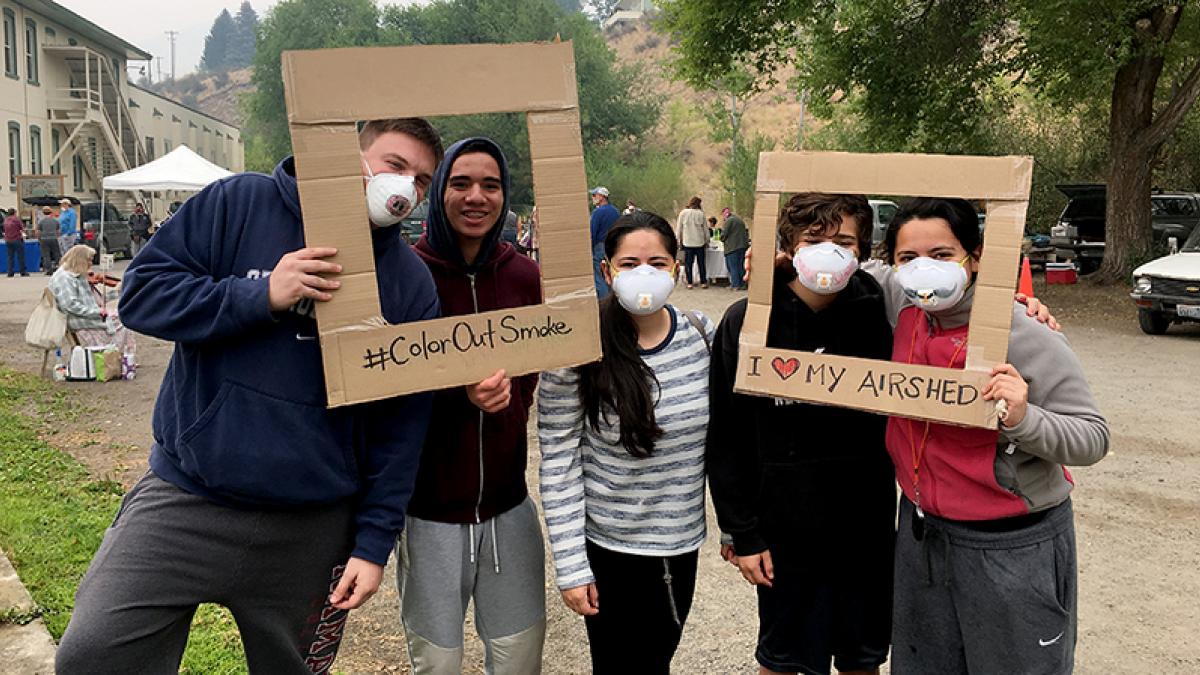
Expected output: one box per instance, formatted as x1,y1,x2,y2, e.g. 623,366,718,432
48,244,136,358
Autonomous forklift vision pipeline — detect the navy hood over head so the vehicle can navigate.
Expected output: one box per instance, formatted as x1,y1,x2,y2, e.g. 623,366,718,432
424,137,511,271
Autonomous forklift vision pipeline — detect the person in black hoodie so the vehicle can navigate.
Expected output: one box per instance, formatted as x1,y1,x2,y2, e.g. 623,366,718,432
708,193,896,675
399,138,545,674
56,118,443,674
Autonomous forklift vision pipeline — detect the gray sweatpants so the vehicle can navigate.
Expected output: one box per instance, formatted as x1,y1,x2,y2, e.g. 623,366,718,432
397,498,546,674
893,497,1077,675
57,471,356,674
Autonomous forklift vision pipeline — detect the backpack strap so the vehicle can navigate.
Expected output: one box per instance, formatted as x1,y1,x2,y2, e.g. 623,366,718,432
682,310,711,354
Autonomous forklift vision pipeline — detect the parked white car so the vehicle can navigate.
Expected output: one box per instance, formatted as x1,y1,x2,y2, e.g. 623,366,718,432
1130,226,1200,334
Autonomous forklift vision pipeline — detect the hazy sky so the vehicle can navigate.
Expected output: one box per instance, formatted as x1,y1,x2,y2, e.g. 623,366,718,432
56,0,429,80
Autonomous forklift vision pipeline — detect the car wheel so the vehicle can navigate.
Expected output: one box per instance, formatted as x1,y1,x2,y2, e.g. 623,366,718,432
1138,308,1170,335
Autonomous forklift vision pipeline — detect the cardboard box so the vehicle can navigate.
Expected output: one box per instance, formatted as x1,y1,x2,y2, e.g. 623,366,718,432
282,42,600,407
735,151,1034,429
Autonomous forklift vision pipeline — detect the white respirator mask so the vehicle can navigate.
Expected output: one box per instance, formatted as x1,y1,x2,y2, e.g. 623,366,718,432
610,263,676,315
895,256,971,311
792,241,859,295
362,159,418,227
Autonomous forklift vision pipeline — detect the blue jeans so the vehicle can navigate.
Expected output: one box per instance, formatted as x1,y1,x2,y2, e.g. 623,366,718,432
592,241,610,299
725,248,747,289
682,247,707,285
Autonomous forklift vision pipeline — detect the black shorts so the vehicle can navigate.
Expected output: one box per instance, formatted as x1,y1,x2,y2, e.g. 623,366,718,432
755,549,893,674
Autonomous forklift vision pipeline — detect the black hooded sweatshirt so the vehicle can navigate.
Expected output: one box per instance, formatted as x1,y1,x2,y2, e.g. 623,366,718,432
707,267,897,568
407,138,542,524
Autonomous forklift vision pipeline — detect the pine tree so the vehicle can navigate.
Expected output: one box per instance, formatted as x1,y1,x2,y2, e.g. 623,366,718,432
200,9,236,72
230,2,259,69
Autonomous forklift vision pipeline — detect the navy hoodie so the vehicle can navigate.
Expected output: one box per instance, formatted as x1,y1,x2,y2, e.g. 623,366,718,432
119,157,440,565
408,137,542,523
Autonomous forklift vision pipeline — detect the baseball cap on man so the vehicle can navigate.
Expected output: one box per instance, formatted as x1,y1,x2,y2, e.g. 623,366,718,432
590,187,609,197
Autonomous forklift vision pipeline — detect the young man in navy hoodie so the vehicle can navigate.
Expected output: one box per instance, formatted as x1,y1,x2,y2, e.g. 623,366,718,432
56,118,444,674
398,137,545,674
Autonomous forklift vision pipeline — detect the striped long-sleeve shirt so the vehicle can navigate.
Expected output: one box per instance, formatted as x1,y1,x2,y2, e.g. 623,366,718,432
538,305,714,590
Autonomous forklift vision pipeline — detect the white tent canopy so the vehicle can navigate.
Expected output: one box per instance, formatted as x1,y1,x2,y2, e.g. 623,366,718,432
102,145,233,192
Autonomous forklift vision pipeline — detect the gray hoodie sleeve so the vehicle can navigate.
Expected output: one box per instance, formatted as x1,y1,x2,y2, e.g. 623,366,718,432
1000,305,1109,466
862,259,909,328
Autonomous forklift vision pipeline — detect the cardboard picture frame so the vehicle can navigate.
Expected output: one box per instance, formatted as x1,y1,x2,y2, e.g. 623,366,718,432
734,151,1034,429
282,42,600,408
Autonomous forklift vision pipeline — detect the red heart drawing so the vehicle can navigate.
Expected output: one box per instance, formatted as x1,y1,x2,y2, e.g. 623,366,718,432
771,357,800,381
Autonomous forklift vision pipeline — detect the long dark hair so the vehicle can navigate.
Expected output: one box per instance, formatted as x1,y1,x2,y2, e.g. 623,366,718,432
578,211,679,458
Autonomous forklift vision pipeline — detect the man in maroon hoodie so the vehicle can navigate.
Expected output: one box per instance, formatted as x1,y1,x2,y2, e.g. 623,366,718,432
399,137,545,674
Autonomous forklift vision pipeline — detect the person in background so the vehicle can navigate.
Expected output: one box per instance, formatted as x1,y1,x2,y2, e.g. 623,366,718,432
128,203,152,257
677,196,709,289
501,209,520,247
4,209,28,277
720,207,750,291
590,187,620,300
48,244,136,357
881,198,1108,674
539,211,712,674
623,199,639,215
58,199,78,251
37,206,62,275
401,137,546,674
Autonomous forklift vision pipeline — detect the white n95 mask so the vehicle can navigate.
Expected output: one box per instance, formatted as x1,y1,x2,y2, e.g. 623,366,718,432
792,241,858,295
363,160,418,227
610,264,676,315
895,256,970,311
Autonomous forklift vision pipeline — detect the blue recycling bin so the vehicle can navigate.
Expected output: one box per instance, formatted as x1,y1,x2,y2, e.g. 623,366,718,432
0,240,42,274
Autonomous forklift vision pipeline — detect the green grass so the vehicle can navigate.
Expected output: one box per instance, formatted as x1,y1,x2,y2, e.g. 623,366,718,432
0,368,247,673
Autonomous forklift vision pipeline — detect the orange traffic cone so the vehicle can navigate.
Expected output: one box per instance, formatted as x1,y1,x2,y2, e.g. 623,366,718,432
1018,257,1034,298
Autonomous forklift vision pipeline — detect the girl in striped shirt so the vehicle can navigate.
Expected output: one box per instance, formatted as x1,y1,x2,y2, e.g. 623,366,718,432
538,211,714,674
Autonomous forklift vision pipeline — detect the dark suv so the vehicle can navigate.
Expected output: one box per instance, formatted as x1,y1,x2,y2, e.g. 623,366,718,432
80,202,132,258
1050,184,1200,274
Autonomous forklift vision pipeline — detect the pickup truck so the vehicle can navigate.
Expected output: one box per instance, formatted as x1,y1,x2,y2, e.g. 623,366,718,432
1050,184,1200,274
1129,225,1200,334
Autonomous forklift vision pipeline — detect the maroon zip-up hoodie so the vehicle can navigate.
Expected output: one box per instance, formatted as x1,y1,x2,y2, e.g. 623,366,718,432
406,137,542,524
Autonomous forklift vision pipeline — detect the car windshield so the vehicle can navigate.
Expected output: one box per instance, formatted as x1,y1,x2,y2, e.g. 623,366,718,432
80,203,123,222
1182,226,1200,252
1063,197,1104,219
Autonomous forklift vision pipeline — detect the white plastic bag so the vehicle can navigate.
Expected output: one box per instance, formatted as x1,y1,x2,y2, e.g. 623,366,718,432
25,288,68,349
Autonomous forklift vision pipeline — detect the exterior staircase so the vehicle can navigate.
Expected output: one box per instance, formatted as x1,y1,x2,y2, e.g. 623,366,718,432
43,45,147,204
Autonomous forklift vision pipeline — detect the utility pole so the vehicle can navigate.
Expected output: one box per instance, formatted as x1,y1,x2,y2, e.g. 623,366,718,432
164,30,178,80
797,88,809,150
155,56,164,84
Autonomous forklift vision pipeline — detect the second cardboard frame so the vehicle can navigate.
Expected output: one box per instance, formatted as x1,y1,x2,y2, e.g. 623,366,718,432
733,151,1034,429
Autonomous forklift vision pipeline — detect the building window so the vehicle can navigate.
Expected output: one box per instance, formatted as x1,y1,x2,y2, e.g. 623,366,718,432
3,10,16,79
50,129,60,174
73,155,83,191
145,136,154,161
8,122,21,187
29,126,41,174
24,19,37,84
163,139,171,155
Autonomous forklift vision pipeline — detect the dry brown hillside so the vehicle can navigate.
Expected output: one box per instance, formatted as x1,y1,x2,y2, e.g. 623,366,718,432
140,67,254,127
607,19,806,201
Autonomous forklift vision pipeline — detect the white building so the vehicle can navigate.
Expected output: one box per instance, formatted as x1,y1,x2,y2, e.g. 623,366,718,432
602,0,657,30
0,0,243,212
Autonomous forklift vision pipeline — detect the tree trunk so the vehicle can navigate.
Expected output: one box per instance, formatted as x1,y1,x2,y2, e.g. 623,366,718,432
1100,45,1161,284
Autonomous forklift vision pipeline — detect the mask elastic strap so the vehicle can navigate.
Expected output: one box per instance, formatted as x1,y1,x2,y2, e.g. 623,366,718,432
361,157,374,179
